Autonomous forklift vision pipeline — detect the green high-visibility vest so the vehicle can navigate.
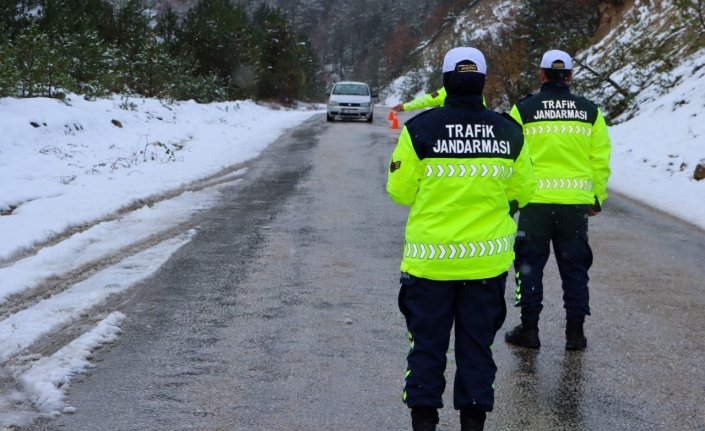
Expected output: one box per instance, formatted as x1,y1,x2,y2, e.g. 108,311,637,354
509,82,611,206
387,96,536,280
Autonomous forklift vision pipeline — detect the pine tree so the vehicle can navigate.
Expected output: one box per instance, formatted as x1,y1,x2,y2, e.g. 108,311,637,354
37,0,114,38
155,6,181,54
181,0,256,99
12,23,71,97
0,0,39,37
0,28,19,97
673,0,705,34
252,4,300,101
516,0,600,96
295,34,323,100
63,30,115,97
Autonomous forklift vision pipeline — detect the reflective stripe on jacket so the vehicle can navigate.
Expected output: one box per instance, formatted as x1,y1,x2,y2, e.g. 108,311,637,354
387,95,535,280
509,82,611,205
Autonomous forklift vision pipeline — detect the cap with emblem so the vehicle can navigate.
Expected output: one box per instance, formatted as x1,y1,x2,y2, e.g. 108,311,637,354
540,49,573,70
442,47,487,96
442,47,487,75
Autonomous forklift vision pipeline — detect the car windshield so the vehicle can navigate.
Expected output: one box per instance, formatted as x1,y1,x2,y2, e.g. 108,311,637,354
332,83,369,96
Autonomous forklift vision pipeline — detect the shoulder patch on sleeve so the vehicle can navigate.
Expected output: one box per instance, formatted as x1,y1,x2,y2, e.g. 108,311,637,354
390,160,401,173
431,91,439,98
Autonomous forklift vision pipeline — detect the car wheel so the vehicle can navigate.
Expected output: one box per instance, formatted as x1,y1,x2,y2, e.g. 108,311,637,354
366,113,373,123
326,113,334,122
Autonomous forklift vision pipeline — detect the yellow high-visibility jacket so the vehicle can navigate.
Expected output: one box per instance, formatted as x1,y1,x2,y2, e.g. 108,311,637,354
387,95,535,280
509,82,611,206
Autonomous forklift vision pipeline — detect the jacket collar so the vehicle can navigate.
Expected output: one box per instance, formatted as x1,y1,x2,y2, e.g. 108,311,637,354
444,94,485,110
540,81,571,93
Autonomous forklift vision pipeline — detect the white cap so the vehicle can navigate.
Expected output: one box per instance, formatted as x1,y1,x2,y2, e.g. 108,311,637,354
540,49,573,70
442,47,487,75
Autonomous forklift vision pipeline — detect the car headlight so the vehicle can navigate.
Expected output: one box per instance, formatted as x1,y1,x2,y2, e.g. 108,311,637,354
360,102,370,107
329,101,340,106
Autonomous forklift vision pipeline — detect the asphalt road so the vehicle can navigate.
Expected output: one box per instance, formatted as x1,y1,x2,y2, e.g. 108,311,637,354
22,108,705,430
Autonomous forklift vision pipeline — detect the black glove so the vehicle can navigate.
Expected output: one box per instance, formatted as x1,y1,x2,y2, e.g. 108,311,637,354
589,196,602,216
509,200,519,217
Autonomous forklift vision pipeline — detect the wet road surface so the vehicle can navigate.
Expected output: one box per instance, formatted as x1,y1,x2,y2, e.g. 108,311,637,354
21,108,705,430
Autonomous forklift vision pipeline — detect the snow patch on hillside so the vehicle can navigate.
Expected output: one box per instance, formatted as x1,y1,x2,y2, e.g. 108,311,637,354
608,48,705,229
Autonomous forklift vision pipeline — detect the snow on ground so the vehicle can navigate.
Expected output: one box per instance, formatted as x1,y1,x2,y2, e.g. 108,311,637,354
0,96,314,260
1,43,705,425
382,76,408,107
0,94,320,428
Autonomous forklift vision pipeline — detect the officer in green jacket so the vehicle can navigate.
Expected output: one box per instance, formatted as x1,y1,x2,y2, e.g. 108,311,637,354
387,47,535,431
504,49,611,351
391,87,447,112
392,87,486,112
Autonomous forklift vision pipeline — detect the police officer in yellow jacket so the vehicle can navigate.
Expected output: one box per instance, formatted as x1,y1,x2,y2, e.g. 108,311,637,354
387,47,535,431
392,87,486,112
391,87,447,112
392,87,487,112
504,49,611,351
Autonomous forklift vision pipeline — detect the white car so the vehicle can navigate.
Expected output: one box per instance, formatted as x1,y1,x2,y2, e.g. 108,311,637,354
327,81,375,123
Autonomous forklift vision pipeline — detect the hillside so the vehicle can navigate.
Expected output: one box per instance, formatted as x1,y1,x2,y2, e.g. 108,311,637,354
381,0,519,107
387,0,704,121
384,0,622,110
575,0,702,121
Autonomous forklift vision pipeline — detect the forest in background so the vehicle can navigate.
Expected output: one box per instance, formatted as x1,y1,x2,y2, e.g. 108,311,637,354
147,0,621,104
2,0,704,112
140,0,479,96
0,0,320,103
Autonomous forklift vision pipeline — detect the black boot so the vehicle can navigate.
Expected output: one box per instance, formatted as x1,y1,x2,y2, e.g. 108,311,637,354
460,407,486,431
504,320,540,348
411,407,438,431
565,320,587,351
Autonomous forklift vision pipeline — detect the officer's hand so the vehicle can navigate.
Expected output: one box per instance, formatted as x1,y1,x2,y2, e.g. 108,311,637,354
391,103,404,112
509,200,519,218
589,197,602,217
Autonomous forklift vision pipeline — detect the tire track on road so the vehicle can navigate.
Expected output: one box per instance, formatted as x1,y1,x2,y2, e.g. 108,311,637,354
0,164,251,425
0,162,250,270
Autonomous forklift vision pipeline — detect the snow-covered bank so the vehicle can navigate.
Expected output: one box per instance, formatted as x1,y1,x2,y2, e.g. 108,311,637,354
0,94,320,428
0,95,317,261
607,50,705,230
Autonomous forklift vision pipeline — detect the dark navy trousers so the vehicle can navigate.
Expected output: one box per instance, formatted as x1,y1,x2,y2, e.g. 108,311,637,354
513,203,594,323
398,272,507,412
